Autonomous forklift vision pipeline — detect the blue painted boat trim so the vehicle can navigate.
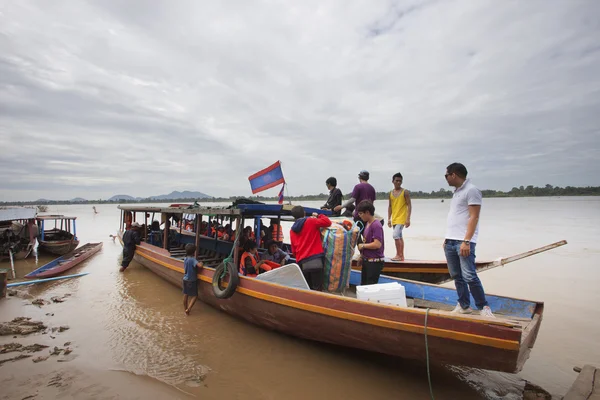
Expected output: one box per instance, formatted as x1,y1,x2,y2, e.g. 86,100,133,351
237,204,331,216
25,255,65,278
8,272,89,287
349,270,536,319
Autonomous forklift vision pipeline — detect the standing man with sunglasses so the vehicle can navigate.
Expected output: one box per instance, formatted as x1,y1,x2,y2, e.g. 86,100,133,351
443,163,494,318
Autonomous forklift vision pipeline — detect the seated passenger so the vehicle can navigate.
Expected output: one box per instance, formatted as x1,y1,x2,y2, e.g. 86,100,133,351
150,220,161,232
261,240,290,266
243,226,255,241
239,240,272,277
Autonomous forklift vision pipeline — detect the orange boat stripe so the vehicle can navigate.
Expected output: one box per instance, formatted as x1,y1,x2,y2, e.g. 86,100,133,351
134,249,520,351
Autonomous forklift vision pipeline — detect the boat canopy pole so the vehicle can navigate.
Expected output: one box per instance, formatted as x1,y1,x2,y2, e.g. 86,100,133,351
73,220,77,240
232,216,241,265
194,214,201,258
163,214,170,250
41,220,45,241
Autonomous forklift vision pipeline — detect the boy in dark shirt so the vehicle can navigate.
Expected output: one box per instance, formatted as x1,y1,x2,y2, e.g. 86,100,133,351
321,177,343,216
356,200,385,285
183,244,204,315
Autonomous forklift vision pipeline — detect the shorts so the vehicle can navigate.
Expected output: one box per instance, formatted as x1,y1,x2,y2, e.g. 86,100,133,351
182,280,198,297
392,224,404,240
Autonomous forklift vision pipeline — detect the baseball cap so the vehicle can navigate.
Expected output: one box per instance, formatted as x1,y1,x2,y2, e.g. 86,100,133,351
358,170,370,180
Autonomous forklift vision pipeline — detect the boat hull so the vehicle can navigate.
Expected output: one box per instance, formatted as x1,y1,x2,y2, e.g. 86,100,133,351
130,242,541,373
38,240,80,256
26,242,102,279
351,259,492,284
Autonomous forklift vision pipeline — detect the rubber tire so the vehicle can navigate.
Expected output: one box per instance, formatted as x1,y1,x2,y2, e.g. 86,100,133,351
212,261,239,299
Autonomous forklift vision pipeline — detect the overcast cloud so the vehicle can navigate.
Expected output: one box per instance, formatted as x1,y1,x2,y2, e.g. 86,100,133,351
1,0,599,201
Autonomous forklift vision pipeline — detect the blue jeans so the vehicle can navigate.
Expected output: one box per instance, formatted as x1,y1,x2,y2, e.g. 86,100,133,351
444,239,489,310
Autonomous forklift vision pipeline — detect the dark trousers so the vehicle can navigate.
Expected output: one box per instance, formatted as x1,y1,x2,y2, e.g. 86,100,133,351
300,257,324,291
121,248,134,269
361,260,384,285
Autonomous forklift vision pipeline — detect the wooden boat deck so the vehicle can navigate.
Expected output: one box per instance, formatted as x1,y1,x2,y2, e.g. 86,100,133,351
335,288,530,329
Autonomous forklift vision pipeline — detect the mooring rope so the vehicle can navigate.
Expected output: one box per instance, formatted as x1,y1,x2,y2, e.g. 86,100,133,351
425,308,435,400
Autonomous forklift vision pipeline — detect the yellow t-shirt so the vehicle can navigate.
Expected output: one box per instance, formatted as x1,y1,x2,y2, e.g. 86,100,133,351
389,189,408,225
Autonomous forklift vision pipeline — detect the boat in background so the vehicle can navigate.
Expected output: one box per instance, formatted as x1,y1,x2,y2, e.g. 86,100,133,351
0,206,38,262
37,215,80,255
115,203,545,373
351,240,567,284
25,242,102,279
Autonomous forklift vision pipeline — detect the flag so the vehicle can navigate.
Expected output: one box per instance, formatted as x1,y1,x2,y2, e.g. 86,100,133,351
278,184,285,204
248,161,285,194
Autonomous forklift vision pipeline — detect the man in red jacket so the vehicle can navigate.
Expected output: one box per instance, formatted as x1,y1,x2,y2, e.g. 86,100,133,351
290,206,332,291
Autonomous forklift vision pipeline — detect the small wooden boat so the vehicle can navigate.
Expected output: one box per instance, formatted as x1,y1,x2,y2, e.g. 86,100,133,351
116,204,545,373
37,215,80,255
1,207,37,262
351,240,567,284
25,242,102,279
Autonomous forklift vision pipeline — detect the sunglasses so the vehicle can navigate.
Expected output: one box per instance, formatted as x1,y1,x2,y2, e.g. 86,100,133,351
445,173,453,178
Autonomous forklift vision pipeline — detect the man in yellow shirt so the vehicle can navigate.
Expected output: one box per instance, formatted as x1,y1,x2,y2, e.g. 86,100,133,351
387,173,412,261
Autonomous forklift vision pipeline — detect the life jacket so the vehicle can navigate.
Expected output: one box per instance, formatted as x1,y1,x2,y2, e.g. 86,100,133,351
185,223,193,231
239,252,258,277
217,230,224,239
271,224,283,242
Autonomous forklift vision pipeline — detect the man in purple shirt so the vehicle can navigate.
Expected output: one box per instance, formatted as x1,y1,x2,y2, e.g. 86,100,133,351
334,170,376,244
334,170,376,219
356,200,385,285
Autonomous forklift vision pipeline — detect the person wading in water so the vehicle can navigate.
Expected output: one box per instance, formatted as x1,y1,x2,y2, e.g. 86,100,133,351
120,222,141,272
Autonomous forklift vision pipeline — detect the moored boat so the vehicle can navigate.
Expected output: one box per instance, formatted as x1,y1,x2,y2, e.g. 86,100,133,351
351,239,567,284
37,215,80,255
116,203,544,373
0,206,38,262
25,242,102,279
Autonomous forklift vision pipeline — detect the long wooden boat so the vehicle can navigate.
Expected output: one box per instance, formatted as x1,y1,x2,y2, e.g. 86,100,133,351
37,215,80,255
350,240,567,284
25,242,102,279
0,207,37,262
116,204,544,373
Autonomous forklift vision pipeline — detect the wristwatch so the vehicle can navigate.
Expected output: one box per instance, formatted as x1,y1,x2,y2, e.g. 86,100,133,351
463,240,470,245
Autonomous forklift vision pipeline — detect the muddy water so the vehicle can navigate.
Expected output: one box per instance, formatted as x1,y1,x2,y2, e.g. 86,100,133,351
1,197,598,399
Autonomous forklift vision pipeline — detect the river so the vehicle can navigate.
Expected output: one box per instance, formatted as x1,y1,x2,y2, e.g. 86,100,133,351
1,197,598,399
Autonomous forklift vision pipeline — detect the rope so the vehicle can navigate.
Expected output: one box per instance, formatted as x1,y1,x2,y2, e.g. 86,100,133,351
425,308,435,400
220,219,242,279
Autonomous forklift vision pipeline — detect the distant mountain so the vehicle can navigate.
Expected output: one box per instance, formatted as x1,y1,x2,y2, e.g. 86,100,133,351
149,191,211,200
36,198,50,202
70,197,87,202
108,194,137,201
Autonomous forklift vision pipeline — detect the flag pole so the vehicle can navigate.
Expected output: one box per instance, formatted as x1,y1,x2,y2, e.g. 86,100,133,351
279,161,292,204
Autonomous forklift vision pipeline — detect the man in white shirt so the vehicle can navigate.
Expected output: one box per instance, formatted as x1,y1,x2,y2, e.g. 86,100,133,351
444,163,494,318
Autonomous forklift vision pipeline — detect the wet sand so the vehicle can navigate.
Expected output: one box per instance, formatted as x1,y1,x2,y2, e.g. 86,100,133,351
1,198,598,399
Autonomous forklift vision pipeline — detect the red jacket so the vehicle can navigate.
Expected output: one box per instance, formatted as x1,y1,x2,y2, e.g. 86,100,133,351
290,214,332,263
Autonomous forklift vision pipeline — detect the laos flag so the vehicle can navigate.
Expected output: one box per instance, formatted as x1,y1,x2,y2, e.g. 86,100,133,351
248,161,285,194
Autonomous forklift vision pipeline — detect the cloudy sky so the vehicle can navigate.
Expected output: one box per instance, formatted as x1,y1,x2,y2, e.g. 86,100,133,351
1,0,599,201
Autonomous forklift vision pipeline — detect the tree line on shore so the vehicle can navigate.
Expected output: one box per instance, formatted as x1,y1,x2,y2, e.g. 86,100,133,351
2,185,599,206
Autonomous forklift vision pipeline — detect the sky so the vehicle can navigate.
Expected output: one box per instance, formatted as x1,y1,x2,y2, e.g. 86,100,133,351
1,0,599,202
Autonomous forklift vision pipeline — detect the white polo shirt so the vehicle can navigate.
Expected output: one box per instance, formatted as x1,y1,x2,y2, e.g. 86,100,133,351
445,179,482,243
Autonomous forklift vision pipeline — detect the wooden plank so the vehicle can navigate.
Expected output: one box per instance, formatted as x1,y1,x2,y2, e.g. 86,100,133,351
564,365,599,400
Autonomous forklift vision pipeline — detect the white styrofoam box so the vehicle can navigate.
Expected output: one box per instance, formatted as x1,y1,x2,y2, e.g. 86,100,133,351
356,282,407,308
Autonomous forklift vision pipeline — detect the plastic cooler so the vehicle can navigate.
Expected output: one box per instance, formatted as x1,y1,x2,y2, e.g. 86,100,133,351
356,282,407,308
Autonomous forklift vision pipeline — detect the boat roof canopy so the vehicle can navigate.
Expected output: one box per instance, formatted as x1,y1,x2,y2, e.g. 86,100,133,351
117,203,331,219
36,215,77,220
